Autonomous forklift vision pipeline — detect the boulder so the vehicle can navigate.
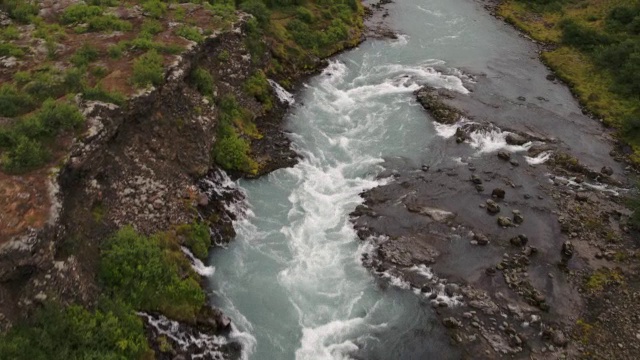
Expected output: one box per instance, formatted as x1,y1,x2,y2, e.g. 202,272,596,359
497,216,513,227
473,233,490,245
601,166,613,176
486,199,500,214
492,188,505,199
471,174,482,184
505,133,528,146
510,234,528,247
512,210,524,224
498,151,511,161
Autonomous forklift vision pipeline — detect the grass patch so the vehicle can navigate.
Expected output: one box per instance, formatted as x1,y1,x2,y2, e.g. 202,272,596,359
132,50,165,87
189,67,215,98
177,222,212,261
585,268,624,293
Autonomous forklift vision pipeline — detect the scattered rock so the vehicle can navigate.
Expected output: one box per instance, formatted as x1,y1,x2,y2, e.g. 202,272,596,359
498,151,511,161
486,199,500,214
510,234,528,247
406,205,455,222
552,330,568,347
512,210,524,224
546,74,556,81
471,174,483,184
473,233,490,245
575,192,589,202
601,166,613,176
497,216,513,227
517,96,526,101
445,283,460,297
443,317,461,328
492,188,505,199
475,184,485,192
506,133,528,146
509,159,520,167
561,241,574,259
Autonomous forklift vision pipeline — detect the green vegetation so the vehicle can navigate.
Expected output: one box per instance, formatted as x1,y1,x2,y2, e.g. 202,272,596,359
175,25,205,43
585,268,624,292
177,222,212,260
499,0,640,160
132,50,165,87
100,226,206,322
61,3,132,33
245,70,272,110
0,301,151,360
0,0,39,23
212,95,260,174
190,67,215,98
82,86,126,106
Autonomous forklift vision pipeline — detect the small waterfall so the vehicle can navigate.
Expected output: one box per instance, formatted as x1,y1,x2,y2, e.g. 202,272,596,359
268,79,296,105
181,246,215,277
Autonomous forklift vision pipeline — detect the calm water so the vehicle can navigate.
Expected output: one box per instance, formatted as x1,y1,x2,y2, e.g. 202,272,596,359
207,0,546,359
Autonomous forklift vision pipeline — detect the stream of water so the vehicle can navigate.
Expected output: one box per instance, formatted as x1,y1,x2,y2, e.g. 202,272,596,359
206,0,551,358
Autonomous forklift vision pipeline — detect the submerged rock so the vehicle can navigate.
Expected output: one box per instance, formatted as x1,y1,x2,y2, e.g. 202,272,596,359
498,151,511,161
497,216,513,227
486,199,500,214
492,188,505,199
506,133,528,146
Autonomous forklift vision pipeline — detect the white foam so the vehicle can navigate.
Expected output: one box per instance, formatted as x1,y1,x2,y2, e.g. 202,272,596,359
268,79,295,105
525,151,552,165
391,34,410,47
467,130,531,154
551,175,624,196
181,246,215,277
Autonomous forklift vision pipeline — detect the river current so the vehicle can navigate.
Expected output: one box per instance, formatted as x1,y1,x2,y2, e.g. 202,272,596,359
207,0,544,358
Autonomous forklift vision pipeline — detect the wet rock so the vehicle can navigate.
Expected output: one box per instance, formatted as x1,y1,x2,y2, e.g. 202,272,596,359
575,192,589,202
421,285,432,293
601,166,613,176
475,184,485,192
486,199,500,214
421,165,430,172
492,188,505,199
471,174,483,184
512,210,524,224
546,74,556,81
517,96,526,101
443,317,461,328
498,151,511,161
506,133,528,146
509,159,520,167
445,283,460,297
497,216,513,227
510,234,528,247
406,205,455,222
561,241,574,259
552,330,568,347
473,233,490,245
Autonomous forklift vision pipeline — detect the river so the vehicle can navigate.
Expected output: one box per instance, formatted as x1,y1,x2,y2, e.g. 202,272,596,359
207,0,573,359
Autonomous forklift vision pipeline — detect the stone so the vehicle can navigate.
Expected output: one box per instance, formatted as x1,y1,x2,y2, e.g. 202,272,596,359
407,205,455,222
546,74,556,81
421,285,432,293
561,241,574,259
552,330,568,347
517,96,526,101
601,166,613,176
492,188,505,199
512,210,524,224
475,184,485,192
498,151,511,161
473,233,490,245
575,192,589,202
497,216,513,227
443,317,460,328
445,283,460,297
510,159,520,167
471,174,483,184
506,133,528,146
421,165,430,172
486,199,500,214
510,234,528,247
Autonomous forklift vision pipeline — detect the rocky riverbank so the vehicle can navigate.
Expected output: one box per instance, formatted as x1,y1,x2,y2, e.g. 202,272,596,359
350,3,640,357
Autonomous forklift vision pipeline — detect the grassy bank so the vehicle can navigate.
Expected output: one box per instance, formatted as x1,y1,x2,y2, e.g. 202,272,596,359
498,0,640,161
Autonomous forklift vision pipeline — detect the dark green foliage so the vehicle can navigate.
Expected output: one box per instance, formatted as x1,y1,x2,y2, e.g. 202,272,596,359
0,43,25,57
0,0,39,23
190,67,215,97
560,19,610,51
1,135,49,173
212,95,258,173
240,0,271,26
142,0,168,18
100,226,206,322
0,301,150,360
0,84,35,117
175,25,205,43
70,44,100,67
140,19,164,36
244,70,272,108
60,4,104,24
82,86,126,105
178,222,212,260
85,15,132,33
132,50,165,87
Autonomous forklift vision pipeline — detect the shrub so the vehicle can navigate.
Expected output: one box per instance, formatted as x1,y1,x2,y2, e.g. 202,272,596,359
132,50,165,87
0,43,25,57
0,25,20,40
560,19,611,51
82,86,126,105
190,67,214,97
244,70,272,107
175,25,204,43
0,0,39,23
140,19,164,36
100,226,206,322
60,4,103,24
142,0,168,18
296,6,315,23
0,301,150,360
86,15,132,32
70,44,99,67
177,222,212,260
240,0,271,27
33,99,84,135
1,135,49,173
0,85,35,117
212,127,257,173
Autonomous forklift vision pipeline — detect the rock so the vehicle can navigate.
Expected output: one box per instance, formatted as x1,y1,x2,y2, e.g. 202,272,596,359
506,133,528,146
445,283,460,296
517,96,526,101
473,233,490,245
197,193,209,206
575,192,589,202
486,199,500,214
552,330,568,347
492,188,505,199
601,166,613,176
421,285,432,293
510,234,528,247
561,241,574,259
34,292,47,303
509,159,520,167
546,74,556,81
475,184,485,192
421,165,430,172
443,317,460,328
512,210,524,224
497,216,513,227
498,151,511,161
407,205,455,222
471,174,483,184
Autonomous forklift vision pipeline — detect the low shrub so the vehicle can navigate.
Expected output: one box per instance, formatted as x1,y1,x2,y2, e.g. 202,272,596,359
175,25,204,43
70,44,99,67
0,84,35,117
1,135,49,173
132,50,165,87
177,222,212,260
190,67,214,97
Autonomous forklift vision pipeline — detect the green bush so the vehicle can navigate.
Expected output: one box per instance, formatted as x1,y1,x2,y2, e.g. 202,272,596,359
82,86,126,105
142,0,168,18
0,43,25,57
1,135,49,173
190,67,214,97
177,222,212,260
70,44,99,67
212,126,257,173
60,4,104,24
0,85,35,117
560,19,611,51
240,0,271,26
140,19,164,36
296,6,315,23
132,50,165,87
0,0,39,23
175,25,204,43
0,301,150,360
244,70,272,107
100,226,206,322
86,15,132,32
